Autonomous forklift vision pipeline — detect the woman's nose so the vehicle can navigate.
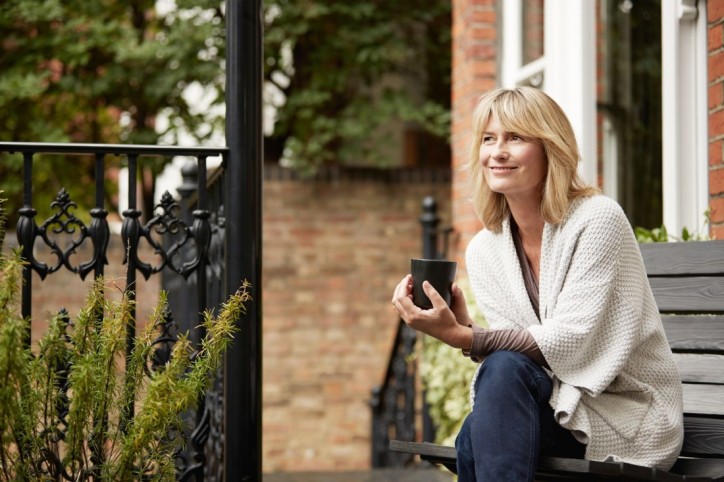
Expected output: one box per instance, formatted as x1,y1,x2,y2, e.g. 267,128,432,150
491,140,509,160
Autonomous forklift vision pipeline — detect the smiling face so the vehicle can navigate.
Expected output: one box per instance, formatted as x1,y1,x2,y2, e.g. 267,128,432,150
479,114,547,205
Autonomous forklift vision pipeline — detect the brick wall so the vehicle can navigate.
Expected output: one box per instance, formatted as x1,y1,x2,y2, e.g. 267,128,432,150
262,169,450,471
710,0,724,239
450,0,497,273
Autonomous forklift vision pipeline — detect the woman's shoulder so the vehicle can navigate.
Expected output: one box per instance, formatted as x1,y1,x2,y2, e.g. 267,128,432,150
566,194,628,228
556,195,632,252
466,226,504,265
467,224,504,251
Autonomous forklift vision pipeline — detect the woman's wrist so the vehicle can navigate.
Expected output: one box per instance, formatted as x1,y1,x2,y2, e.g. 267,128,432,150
453,324,474,350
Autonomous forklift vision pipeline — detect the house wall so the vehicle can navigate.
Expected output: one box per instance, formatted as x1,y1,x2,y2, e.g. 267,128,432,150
709,0,724,239
262,166,450,471
452,0,724,244
450,0,497,274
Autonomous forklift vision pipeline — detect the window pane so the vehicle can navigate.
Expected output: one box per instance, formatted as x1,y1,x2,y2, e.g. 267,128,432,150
522,0,545,65
598,0,662,229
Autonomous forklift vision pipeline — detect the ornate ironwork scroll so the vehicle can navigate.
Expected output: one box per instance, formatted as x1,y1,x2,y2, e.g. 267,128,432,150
17,188,109,281
122,191,211,282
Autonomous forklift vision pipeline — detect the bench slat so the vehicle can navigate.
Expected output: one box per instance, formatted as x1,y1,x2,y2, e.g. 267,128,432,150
649,277,724,313
682,416,724,456
674,354,724,383
683,384,724,415
641,241,724,276
670,458,724,480
388,441,713,481
389,441,456,473
663,316,724,352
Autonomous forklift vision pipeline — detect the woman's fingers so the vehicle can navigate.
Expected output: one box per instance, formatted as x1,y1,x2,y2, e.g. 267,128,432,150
450,282,471,326
422,280,447,310
392,274,415,315
391,275,411,301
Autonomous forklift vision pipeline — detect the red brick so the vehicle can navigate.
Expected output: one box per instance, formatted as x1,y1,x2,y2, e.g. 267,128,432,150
709,0,724,23
710,196,724,223
710,167,724,195
711,223,724,240
472,59,497,77
471,26,497,40
709,50,724,82
709,82,724,110
711,139,724,167
466,43,496,60
709,108,724,138
711,139,724,168
468,9,496,25
709,24,723,52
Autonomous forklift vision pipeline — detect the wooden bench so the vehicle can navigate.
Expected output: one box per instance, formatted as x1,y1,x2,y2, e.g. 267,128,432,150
390,240,724,481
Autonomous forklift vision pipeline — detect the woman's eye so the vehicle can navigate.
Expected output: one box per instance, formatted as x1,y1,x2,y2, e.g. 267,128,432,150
510,134,522,141
482,136,494,143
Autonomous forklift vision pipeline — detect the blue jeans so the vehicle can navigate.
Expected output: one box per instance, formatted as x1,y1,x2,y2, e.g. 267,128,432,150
455,351,586,482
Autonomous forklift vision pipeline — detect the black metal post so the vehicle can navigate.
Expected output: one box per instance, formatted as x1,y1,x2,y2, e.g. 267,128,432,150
420,196,440,260
175,159,198,336
18,151,35,345
120,153,140,426
225,0,263,480
91,152,109,281
419,196,439,444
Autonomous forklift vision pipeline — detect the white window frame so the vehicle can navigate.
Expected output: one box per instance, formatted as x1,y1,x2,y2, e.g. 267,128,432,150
502,0,708,236
662,0,708,237
500,0,597,187
500,0,545,89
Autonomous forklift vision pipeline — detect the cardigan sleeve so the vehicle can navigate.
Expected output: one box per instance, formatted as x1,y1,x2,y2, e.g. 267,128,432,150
527,200,646,397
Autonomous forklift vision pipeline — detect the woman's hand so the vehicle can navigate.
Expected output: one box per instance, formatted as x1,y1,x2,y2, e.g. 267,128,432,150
391,274,473,350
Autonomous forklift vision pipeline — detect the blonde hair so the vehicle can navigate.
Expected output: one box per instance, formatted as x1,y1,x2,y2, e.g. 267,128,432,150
468,87,598,232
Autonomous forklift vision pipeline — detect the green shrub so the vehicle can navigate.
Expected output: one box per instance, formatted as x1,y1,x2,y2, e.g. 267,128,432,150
0,242,251,480
635,210,711,243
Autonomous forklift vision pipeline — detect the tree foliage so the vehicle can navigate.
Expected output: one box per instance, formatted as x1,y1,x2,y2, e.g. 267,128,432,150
0,0,225,222
0,0,452,224
263,0,452,172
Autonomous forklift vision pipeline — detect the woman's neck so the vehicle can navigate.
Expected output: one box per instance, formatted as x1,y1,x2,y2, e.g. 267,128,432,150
508,198,545,244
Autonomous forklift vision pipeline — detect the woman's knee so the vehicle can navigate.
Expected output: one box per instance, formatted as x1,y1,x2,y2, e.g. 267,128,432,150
481,351,533,380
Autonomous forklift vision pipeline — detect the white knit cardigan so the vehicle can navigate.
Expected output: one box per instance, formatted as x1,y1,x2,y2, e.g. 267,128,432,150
465,195,684,470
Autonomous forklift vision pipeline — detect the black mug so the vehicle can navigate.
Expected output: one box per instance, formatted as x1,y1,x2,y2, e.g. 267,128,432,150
410,258,457,309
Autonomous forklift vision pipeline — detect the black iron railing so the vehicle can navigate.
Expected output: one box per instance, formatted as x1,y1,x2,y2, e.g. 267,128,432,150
370,196,453,467
0,141,231,479
0,0,263,479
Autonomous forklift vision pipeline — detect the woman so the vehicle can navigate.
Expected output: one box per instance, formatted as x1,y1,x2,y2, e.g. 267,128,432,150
391,87,683,481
